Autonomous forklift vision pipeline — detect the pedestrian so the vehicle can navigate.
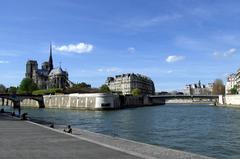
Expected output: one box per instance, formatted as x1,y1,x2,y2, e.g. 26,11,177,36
64,125,72,134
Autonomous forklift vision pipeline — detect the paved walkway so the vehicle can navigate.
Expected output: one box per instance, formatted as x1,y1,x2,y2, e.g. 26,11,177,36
0,114,214,159
0,114,140,159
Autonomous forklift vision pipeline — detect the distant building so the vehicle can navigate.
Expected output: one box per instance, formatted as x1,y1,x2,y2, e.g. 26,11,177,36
226,73,237,94
184,81,212,95
25,44,72,89
235,69,240,93
105,73,155,95
225,68,240,94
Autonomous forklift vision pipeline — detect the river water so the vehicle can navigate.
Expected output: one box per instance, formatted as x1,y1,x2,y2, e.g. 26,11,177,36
4,104,240,159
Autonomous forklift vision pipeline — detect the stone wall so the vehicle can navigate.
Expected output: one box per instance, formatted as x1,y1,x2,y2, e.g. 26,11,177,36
165,98,214,104
150,98,165,105
20,93,120,110
222,95,240,106
165,99,193,104
43,95,98,109
120,96,157,107
2,94,156,109
21,99,39,107
121,96,144,106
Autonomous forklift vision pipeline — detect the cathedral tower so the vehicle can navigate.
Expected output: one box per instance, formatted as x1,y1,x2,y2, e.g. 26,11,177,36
25,60,38,79
49,43,53,72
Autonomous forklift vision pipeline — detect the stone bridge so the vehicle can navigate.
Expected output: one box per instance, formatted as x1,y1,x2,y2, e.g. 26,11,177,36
148,95,219,105
0,94,44,109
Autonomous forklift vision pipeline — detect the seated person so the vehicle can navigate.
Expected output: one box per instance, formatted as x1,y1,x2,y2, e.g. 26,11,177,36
50,123,54,128
64,125,72,134
0,108,4,113
21,113,28,120
11,112,15,116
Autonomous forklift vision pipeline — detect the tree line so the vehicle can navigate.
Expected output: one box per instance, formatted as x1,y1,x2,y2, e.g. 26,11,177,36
0,78,226,96
0,78,113,95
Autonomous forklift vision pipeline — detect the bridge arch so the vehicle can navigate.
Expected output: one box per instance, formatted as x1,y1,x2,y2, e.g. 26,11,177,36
0,94,45,108
19,98,44,108
0,97,15,106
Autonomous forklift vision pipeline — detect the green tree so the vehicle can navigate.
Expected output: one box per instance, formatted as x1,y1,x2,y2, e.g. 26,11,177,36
99,84,111,93
230,85,238,95
212,79,225,95
18,78,38,94
64,82,97,94
131,88,141,96
73,82,91,88
32,88,63,95
7,86,17,94
0,84,6,93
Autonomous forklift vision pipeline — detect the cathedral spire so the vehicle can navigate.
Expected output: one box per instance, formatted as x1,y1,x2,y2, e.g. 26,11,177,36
49,42,53,71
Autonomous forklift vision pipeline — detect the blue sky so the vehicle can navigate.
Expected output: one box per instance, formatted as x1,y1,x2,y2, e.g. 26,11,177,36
0,0,240,91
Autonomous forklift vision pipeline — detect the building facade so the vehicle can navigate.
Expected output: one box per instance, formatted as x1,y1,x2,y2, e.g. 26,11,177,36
225,73,237,94
25,44,72,89
105,73,155,95
235,69,240,93
184,81,213,95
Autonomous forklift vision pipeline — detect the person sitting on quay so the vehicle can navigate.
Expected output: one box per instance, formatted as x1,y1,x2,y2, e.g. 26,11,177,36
0,108,4,113
50,123,54,128
64,125,72,134
21,113,28,120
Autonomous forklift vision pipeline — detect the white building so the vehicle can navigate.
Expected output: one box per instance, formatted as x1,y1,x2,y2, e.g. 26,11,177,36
184,81,213,95
225,73,237,94
106,73,155,95
235,69,240,94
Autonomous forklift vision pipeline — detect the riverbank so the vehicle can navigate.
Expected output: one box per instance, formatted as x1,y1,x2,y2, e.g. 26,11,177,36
217,95,240,108
0,112,213,159
216,103,240,108
54,125,213,159
1,94,218,110
18,93,158,110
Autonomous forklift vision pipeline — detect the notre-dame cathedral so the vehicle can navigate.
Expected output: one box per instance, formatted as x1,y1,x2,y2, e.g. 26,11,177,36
25,44,72,89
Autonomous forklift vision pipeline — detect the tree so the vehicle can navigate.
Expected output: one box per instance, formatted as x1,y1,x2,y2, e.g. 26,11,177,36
212,79,225,95
32,88,63,95
18,78,38,94
0,84,6,93
230,85,238,95
65,82,97,94
73,82,91,88
99,84,111,93
131,88,141,96
7,86,17,94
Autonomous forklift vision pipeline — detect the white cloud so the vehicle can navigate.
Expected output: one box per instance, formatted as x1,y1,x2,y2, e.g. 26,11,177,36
167,70,173,74
0,60,9,64
125,14,182,28
213,48,237,57
127,47,135,53
166,55,185,63
224,48,237,57
53,43,93,54
0,52,19,57
213,52,219,56
97,67,122,73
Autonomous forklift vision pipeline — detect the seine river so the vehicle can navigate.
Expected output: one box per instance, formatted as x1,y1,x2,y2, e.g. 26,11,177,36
5,104,240,159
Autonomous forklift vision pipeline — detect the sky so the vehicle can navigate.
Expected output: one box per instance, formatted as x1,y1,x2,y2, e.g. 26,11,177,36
0,0,240,91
